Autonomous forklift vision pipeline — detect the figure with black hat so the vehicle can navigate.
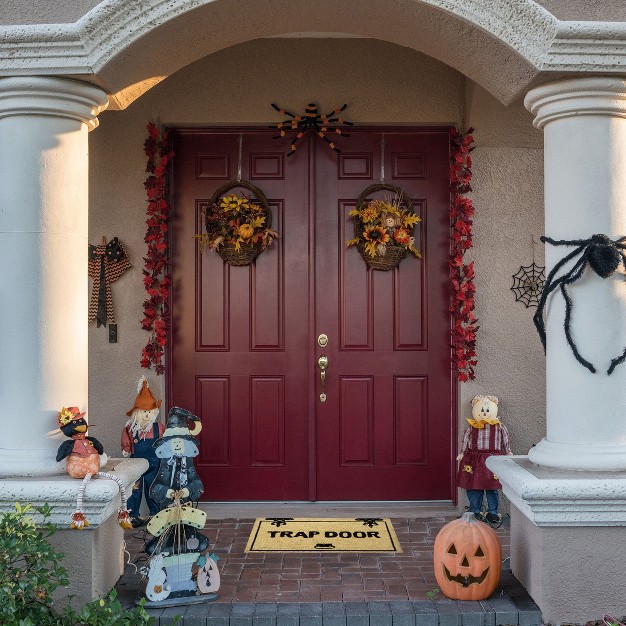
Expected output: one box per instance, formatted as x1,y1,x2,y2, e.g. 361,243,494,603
149,407,203,508
122,376,165,526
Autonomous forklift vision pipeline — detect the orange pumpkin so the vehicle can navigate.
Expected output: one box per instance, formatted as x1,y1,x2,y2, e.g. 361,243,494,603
433,512,502,600
239,223,255,240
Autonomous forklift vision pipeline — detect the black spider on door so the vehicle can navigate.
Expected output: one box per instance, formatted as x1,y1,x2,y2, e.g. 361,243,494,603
271,102,353,156
534,233,626,374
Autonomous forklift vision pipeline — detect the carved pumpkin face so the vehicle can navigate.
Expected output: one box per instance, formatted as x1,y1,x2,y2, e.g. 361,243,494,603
433,512,502,600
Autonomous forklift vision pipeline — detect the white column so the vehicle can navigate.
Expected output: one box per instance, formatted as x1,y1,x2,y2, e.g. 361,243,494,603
0,77,108,477
525,77,626,470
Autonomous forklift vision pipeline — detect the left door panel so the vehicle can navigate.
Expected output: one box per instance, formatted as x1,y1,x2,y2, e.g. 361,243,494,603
170,130,311,500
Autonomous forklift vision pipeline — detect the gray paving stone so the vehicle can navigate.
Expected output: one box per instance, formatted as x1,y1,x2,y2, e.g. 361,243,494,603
277,617,299,626
455,602,485,626
232,604,257,616
184,616,208,626
207,604,233,617
230,617,254,626
206,616,229,626
159,606,186,625
480,597,517,626
508,595,541,626
346,617,369,626
300,616,324,626
324,603,346,615
412,612,437,626
367,603,392,614
277,604,301,616
300,603,324,616
391,612,415,626
344,603,369,616
390,602,414,614
253,616,278,626
435,600,462,626
324,615,347,626
370,615,393,626
256,604,279,616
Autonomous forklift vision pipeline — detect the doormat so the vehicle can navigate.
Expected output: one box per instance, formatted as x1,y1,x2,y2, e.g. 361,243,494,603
245,518,402,552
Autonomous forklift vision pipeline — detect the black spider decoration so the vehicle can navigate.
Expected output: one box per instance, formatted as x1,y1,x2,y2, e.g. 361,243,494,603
271,102,353,156
534,233,626,375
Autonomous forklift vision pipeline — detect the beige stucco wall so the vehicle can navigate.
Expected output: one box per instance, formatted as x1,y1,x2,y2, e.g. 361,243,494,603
88,38,545,496
1,0,623,25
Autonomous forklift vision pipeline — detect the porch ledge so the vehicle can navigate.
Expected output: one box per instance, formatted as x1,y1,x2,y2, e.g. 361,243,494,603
0,457,147,526
486,455,626,527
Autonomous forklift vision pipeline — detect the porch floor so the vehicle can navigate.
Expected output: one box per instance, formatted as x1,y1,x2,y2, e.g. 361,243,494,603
116,513,542,626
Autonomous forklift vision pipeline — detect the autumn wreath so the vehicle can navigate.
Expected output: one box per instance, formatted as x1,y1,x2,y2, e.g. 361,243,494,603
195,180,279,266
346,183,421,271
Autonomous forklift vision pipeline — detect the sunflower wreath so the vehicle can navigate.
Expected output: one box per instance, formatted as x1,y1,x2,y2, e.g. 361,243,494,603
346,183,421,271
195,180,279,266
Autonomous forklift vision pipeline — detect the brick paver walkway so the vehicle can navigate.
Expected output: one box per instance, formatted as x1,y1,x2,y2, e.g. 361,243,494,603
117,516,542,625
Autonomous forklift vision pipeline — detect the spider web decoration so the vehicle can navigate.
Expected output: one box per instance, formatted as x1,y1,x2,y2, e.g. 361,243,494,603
511,263,545,307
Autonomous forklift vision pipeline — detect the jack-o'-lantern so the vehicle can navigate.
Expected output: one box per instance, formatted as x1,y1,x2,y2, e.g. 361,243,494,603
433,512,502,600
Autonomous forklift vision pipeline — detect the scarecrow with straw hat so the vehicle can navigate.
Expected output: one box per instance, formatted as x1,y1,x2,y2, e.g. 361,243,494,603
122,376,165,527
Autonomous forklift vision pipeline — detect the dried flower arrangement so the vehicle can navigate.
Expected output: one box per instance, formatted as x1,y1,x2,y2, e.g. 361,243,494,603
346,183,421,271
195,180,279,266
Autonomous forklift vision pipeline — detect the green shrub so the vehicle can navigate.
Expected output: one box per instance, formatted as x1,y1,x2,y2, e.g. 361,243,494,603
0,503,158,626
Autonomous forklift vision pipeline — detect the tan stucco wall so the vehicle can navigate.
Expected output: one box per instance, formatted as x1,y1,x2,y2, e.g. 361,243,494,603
88,38,545,493
1,0,623,26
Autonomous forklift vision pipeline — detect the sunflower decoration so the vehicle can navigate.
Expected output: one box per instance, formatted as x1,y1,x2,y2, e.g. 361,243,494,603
195,181,279,266
347,184,421,271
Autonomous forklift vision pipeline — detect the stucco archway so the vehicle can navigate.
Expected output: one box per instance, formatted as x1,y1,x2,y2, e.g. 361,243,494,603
1,0,559,107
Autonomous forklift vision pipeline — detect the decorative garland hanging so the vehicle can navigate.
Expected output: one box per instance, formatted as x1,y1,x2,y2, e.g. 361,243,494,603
450,128,479,382
140,122,173,374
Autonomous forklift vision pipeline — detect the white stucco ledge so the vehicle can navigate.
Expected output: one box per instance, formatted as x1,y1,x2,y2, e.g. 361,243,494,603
0,458,147,526
486,455,626,527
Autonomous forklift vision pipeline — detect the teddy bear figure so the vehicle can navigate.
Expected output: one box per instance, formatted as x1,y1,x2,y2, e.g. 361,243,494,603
121,377,165,527
456,395,512,523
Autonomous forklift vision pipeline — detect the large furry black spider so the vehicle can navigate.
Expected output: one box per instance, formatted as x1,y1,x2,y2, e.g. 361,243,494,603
271,102,353,156
534,233,626,375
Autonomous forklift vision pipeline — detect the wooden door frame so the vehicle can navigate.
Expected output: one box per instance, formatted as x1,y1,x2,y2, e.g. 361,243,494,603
166,125,459,504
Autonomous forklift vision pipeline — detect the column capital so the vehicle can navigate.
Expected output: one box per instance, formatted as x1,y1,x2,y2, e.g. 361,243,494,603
525,76,626,129
0,76,108,130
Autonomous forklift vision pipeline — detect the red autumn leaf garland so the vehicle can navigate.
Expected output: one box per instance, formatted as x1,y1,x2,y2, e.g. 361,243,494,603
450,128,479,382
141,122,173,374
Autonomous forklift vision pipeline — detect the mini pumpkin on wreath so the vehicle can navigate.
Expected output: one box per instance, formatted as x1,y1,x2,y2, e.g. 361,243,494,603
195,180,279,266
346,183,421,271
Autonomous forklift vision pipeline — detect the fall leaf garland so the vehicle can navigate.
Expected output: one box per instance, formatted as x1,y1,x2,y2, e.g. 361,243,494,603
450,128,479,382
140,122,173,374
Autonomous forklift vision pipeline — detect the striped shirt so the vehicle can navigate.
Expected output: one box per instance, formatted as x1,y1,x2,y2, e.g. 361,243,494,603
460,422,512,454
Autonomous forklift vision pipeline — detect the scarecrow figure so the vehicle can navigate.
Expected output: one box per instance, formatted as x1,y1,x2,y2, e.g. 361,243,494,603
121,376,165,527
456,395,512,524
55,406,132,529
149,407,204,508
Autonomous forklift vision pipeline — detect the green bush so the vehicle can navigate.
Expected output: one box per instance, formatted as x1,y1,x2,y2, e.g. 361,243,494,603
0,503,158,626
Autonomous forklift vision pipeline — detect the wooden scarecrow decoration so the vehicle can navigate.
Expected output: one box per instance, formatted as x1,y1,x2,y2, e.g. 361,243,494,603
88,236,131,327
54,406,132,529
139,407,220,606
121,376,165,527
456,395,512,525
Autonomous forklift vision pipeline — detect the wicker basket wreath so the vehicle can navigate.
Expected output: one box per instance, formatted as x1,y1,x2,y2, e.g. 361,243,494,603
195,180,278,266
347,183,421,271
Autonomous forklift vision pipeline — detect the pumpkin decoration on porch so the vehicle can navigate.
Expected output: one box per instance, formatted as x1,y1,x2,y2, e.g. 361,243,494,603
195,179,279,266
346,183,421,270
433,512,502,600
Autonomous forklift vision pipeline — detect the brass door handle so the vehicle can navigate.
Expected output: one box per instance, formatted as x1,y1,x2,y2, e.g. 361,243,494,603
318,355,328,402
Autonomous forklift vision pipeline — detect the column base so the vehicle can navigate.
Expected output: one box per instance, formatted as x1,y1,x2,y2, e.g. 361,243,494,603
0,447,67,477
488,456,626,624
0,458,148,604
528,438,626,471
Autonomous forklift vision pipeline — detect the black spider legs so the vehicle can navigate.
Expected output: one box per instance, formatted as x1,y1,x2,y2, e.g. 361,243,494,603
607,242,626,374
560,253,596,373
533,244,587,350
271,103,298,118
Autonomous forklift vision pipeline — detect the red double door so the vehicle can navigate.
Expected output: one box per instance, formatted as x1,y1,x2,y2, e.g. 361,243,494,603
171,128,454,501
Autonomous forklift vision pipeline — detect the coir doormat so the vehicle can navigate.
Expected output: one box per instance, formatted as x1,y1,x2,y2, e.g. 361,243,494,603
245,518,402,552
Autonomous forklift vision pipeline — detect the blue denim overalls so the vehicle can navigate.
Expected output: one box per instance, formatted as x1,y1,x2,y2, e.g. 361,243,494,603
127,422,161,517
